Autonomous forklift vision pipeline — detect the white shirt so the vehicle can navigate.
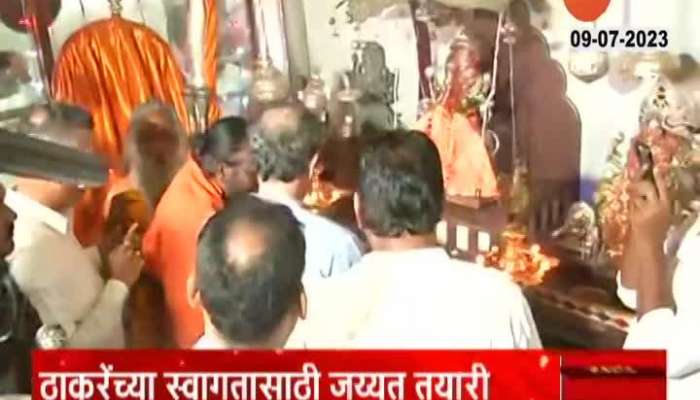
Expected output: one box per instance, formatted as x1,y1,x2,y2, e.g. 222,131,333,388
192,331,230,350
6,190,127,348
288,247,541,349
617,217,700,399
255,192,363,282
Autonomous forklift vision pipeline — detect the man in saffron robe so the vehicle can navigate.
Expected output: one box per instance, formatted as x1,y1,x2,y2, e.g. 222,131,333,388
416,33,498,199
142,117,257,348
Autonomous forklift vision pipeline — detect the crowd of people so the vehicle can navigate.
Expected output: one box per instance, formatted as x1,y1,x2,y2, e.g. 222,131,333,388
0,100,538,352
0,97,697,394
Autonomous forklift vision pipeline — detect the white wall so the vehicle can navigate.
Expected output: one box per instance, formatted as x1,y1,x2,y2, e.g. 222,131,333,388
0,24,32,53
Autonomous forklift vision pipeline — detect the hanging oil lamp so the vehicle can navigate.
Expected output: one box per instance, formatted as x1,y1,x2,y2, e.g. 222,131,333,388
250,0,289,104
414,0,432,22
609,52,643,94
568,50,609,83
250,56,289,103
108,0,123,15
298,73,328,121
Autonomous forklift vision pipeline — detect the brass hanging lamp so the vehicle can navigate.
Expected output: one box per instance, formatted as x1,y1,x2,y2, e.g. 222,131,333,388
249,0,289,104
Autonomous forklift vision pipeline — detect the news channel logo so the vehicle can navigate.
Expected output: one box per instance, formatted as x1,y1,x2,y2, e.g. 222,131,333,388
564,0,612,22
564,0,669,50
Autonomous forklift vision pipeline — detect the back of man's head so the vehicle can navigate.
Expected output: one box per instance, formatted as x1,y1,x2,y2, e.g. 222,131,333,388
196,194,306,346
125,100,186,161
124,100,187,206
252,104,324,182
128,100,181,133
23,103,93,150
192,116,248,174
358,130,444,237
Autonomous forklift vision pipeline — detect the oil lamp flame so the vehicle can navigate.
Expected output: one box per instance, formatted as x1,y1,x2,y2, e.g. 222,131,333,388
303,159,353,210
482,229,559,286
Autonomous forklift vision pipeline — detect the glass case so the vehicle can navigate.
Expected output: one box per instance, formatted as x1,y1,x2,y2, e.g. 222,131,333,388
163,0,255,116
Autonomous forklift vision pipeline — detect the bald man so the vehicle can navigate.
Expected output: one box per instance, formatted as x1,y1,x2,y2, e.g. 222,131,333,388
251,105,363,282
191,194,306,349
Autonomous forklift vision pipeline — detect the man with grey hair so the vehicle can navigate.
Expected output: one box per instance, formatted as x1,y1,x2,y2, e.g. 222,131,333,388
252,105,363,281
112,100,188,211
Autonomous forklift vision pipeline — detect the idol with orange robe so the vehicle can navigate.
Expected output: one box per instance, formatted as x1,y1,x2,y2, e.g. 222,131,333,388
416,33,499,199
142,118,257,348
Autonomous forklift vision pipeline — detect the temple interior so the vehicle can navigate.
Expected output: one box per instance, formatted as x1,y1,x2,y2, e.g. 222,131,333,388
2,0,700,356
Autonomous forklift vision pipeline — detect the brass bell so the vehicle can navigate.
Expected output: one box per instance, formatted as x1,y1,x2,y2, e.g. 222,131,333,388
299,74,328,116
108,0,123,16
568,50,609,83
250,57,289,104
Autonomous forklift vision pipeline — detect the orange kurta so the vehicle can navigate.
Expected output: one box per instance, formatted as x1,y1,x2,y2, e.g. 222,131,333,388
416,105,499,198
103,171,136,217
142,158,224,348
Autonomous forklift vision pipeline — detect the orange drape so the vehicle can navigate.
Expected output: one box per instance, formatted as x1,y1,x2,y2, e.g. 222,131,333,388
205,0,220,122
53,16,189,168
52,5,220,245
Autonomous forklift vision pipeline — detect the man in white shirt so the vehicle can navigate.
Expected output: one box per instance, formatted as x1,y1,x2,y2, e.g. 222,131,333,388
618,169,700,399
289,130,541,349
6,104,144,348
191,194,306,349
251,105,363,282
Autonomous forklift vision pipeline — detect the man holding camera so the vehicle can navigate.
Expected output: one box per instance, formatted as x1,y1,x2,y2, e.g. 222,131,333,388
619,168,700,398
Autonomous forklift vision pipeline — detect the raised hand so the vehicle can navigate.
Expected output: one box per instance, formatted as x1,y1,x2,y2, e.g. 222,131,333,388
108,224,144,287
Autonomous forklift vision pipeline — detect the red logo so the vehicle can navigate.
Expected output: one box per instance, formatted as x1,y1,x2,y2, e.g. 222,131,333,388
564,0,612,22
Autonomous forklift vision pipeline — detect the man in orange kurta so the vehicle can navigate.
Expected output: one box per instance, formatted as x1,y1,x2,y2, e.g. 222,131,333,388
142,117,257,348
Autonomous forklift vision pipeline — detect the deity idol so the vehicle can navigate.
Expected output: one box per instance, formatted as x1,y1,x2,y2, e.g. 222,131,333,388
416,32,499,199
596,81,695,265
